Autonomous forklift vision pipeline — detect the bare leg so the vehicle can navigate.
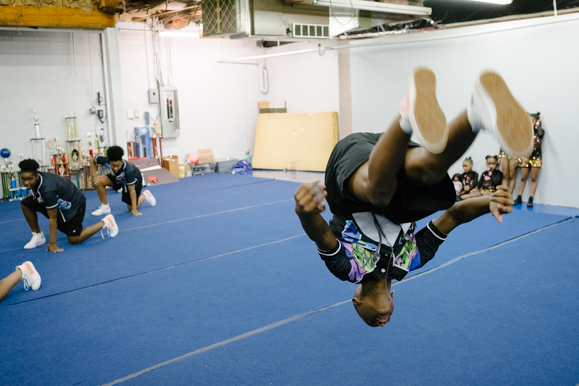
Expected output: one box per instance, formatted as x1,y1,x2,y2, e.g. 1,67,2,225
96,185,108,205
405,110,478,185
518,167,530,197
67,220,105,245
0,270,22,302
349,111,477,208
347,118,412,207
89,160,108,205
93,176,112,206
529,167,541,197
21,204,41,233
508,159,518,194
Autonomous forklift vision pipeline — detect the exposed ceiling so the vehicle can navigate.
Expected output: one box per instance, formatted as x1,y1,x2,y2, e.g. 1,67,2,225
113,0,579,39
426,0,579,25
1,0,577,36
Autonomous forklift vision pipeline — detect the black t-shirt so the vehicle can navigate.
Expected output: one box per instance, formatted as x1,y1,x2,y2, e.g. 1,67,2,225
461,171,478,191
477,170,503,190
32,172,86,221
320,212,446,283
94,156,142,190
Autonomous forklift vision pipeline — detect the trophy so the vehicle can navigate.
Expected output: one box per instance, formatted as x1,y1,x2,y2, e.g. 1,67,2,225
33,109,41,138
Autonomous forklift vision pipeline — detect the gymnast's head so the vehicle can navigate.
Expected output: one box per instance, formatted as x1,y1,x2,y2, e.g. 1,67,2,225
106,146,125,173
352,277,394,327
19,159,40,189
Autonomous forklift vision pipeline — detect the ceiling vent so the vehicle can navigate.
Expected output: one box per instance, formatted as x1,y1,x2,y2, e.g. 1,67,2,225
292,23,330,38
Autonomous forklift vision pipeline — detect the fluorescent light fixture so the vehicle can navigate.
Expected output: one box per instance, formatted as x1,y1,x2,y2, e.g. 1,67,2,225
313,0,431,15
158,31,200,38
469,0,512,4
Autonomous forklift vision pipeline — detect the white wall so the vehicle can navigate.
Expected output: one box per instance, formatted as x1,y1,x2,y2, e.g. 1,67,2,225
117,27,341,163
263,41,340,115
0,30,106,167
118,25,266,162
348,14,579,208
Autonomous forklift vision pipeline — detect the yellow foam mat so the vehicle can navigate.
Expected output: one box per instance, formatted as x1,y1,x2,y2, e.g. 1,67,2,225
252,112,339,172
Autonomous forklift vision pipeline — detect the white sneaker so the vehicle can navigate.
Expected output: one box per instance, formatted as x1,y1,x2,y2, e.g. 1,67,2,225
467,71,534,158
143,190,156,207
102,214,119,238
17,261,41,291
92,204,111,216
399,67,448,154
24,232,46,250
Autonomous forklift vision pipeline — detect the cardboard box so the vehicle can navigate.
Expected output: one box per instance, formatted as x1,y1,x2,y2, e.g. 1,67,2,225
162,155,180,178
252,112,338,172
197,149,215,164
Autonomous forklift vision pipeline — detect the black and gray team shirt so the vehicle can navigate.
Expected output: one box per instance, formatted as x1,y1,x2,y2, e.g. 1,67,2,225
32,172,86,221
94,156,142,192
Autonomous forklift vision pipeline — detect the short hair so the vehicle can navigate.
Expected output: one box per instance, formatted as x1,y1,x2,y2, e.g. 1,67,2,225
529,112,541,120
106,146,124,162
19,159,40,174
463,156,473,164
485,155,498,161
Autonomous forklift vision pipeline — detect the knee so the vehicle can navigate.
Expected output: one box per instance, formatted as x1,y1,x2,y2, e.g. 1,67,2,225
407,163,446,186
67,236,81,245
366,179,396,208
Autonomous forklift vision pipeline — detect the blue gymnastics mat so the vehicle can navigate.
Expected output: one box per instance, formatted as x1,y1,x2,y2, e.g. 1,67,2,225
0,174,577,385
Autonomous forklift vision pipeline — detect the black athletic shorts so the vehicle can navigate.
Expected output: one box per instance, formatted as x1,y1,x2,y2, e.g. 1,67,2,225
106,175,143,206
22,195,85,237
325,132,456,224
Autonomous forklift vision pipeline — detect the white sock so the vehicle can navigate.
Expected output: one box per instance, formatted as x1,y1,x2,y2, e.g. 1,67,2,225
466,92,483,133
399,113,413,135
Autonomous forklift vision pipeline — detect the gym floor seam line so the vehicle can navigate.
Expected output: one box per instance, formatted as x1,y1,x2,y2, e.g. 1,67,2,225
122,199,294,233
402,215,575,283
2,234,306,308
0,177,280,227
101,299,352,386
0,199,294,255
101,216,575,386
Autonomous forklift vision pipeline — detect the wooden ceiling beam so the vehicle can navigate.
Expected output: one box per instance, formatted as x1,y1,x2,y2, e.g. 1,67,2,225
0,5,115,29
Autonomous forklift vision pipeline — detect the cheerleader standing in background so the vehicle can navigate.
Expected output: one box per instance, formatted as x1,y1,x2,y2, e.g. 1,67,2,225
514,112,545,207
499,148,518,195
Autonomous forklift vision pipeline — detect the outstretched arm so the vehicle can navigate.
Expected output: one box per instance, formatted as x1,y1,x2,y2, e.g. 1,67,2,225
433,185,514,235
294,182,338,252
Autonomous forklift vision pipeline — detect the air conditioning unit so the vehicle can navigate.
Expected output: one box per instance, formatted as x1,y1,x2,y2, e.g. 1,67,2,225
201,0,429,40
202,0,330,39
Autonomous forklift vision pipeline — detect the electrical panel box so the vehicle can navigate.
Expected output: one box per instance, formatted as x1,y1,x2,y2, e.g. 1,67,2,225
159,87,179,138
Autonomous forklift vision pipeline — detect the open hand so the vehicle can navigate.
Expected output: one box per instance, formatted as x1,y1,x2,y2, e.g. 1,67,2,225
294,181,327,216
489,185,514,223
47,243,63,253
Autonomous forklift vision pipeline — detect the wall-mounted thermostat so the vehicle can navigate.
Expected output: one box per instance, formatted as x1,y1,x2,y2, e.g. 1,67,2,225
149,89,159,104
